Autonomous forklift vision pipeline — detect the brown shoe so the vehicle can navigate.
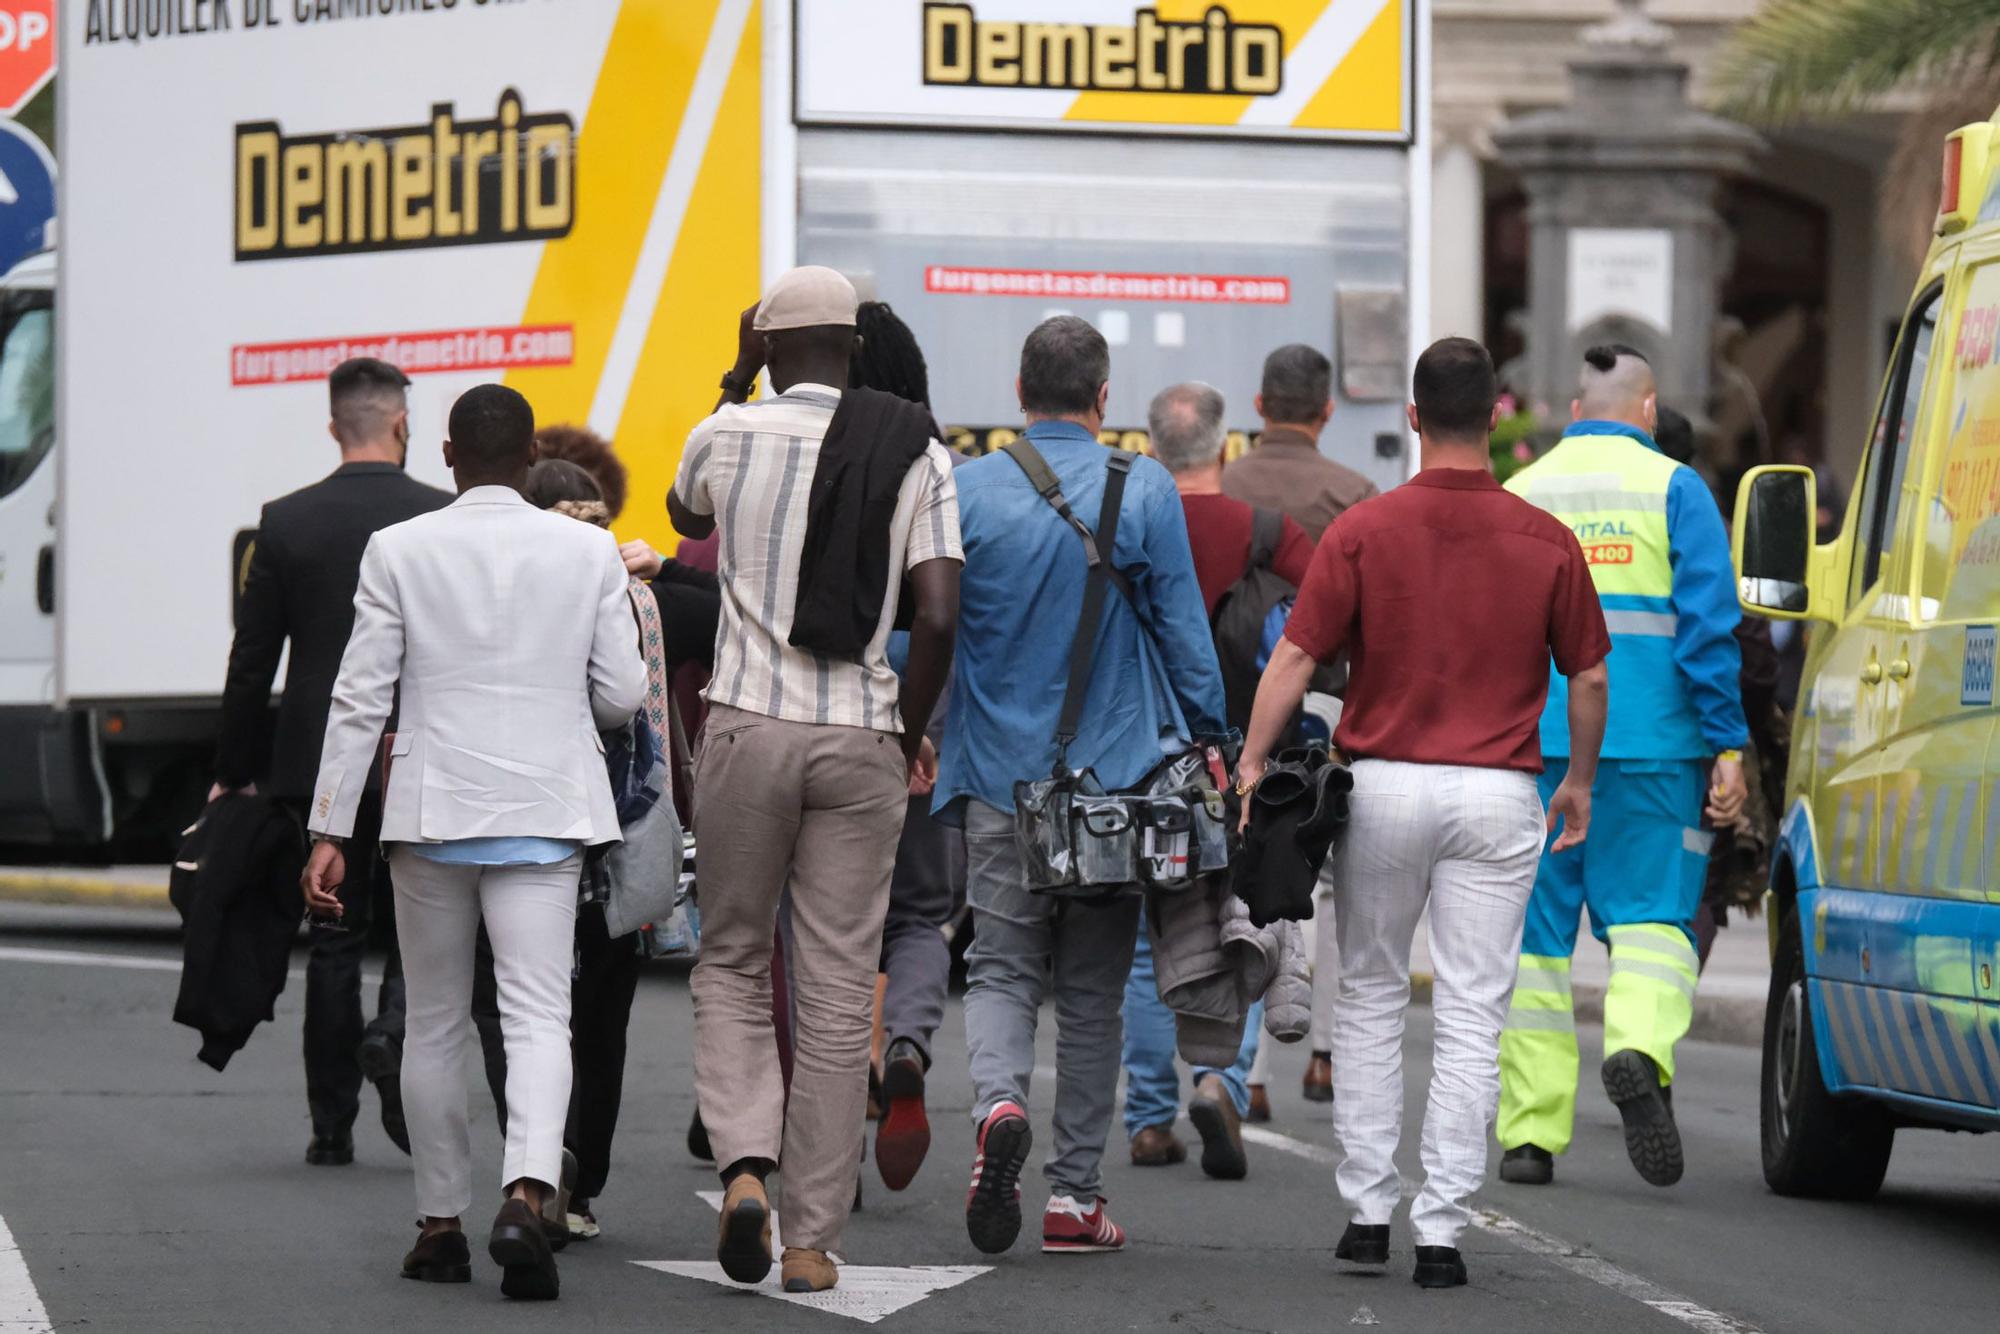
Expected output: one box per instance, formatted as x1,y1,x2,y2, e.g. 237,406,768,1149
1303,1052,1334,1103
1246,1084,1272,1124
717,1174,774,1284
782,1247,838,1293
1189,1075,1247,1180
1129,1123,1187,1167
401,1226,471,1283
488,1198,559,1300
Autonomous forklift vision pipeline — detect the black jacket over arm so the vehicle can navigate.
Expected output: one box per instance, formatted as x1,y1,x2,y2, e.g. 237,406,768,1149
216,461,452,800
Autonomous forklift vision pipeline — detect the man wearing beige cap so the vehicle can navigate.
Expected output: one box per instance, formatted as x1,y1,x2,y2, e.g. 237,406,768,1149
669,266,963,1293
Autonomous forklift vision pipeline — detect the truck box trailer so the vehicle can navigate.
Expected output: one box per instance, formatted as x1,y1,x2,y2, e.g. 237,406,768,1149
0,0,1426,851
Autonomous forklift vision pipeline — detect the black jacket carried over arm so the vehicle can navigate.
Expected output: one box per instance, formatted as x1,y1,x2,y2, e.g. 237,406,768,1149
788,386,936,657
169,793,307,1071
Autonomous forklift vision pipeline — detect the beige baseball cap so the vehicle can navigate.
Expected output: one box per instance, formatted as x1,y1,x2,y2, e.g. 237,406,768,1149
752,265,859,332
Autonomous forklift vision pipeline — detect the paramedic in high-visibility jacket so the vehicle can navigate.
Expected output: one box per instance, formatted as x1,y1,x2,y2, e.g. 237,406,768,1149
1496,345,1749,1190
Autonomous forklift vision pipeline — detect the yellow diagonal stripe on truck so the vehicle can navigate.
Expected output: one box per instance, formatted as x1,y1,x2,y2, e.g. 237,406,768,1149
505,0,726,431
1291,0,1402,132
610,3,763,553
1061,0,1330,128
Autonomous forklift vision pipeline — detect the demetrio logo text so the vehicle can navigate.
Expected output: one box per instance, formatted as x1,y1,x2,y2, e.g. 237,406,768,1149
921,3,1285,95
234,91,576,262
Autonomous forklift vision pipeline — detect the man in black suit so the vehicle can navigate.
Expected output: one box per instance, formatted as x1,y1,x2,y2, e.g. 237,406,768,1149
213,358,450,1166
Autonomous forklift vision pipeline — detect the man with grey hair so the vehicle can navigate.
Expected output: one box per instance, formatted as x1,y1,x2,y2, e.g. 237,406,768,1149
939,322,1228,1257
1221,343,1378,1105
1119,382,1313,1177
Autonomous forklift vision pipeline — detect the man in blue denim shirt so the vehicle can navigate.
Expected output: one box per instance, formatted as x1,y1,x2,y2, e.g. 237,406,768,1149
941,316,1227,1259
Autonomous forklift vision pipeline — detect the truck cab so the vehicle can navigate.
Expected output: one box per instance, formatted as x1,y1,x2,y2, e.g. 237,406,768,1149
1737,117,2000,1198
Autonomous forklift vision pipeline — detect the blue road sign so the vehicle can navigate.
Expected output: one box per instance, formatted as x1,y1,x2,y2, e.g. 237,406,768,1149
0,119,53,277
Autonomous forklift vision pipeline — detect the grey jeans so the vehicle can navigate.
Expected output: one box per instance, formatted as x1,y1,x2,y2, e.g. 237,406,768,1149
962,800,1141,1201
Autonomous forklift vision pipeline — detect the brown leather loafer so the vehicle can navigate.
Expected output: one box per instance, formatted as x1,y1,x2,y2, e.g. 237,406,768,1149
1189,1074,1248,1180
1303,1052,1334,1103
401,1227,471,1283
717,1174,774,1284
1246,1084,1272,1124
488,1198,559,1300
1129,1123,1187,1167
782,1247,838,1293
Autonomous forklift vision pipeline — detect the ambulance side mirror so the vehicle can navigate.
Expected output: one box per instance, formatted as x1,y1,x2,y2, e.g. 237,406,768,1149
1733,465,1817,621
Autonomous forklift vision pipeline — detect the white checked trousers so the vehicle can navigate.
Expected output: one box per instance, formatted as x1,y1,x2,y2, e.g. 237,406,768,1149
1330,759,1544,1247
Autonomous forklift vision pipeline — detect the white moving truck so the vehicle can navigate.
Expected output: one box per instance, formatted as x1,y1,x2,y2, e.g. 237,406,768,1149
1,0,1426,852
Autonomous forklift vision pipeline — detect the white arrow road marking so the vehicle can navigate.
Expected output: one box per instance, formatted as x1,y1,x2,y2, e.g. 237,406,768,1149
632,1191,990,1324
0,1211,52,1333
1218,1119,1762,1333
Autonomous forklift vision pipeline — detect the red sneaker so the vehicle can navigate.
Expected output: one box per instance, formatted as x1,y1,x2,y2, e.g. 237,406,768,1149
1041,1193,1126,1254
875,1039,931,1192
965,1101,1032,1254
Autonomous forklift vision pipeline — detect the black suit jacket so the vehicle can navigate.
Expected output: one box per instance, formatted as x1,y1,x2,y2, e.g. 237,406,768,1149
216,461,452,799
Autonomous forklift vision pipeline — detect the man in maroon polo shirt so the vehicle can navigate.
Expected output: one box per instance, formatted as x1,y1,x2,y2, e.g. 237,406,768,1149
1236,337,1610,1290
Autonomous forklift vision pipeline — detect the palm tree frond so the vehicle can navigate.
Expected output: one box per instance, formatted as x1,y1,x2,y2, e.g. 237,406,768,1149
1715,0,2000,123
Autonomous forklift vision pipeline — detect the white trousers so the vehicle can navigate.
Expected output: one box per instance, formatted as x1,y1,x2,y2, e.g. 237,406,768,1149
1307,860,1341,1053
1330,760,1543,1247
389,848,581,1219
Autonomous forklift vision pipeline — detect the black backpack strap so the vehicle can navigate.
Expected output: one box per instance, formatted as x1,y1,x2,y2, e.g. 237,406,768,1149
1001,441,1136,762
1055,453,1132,754
1247,507,1283,572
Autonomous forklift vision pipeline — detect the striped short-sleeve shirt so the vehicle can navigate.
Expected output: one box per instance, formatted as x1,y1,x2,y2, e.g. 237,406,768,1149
672,384,963,734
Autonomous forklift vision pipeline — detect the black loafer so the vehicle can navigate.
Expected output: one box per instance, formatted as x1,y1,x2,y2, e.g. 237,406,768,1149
305,1133,353,1167
688,1108,714,1163
1602,1050,1684,1187
357,1033,411,1156
1413,1245,1467,1288
1334,1221,1389,1267
401,1228,471,1284
489,1199,560,1300
1499,1144,1554,1185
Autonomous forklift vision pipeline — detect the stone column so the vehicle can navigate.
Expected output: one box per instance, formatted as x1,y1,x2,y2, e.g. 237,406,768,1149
1430,130,1487,344
1492,0,1762,420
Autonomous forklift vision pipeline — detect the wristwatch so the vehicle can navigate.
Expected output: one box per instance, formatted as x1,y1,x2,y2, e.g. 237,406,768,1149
719,369,756,399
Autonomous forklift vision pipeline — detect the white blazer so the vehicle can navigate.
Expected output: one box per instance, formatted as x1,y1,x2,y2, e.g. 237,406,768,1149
308,485,648,846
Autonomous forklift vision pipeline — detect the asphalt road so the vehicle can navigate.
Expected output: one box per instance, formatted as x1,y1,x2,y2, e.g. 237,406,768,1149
3,908,1998,1333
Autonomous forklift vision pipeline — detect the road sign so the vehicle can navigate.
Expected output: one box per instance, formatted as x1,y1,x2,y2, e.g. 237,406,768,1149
0,2,52,115
0,119,52,274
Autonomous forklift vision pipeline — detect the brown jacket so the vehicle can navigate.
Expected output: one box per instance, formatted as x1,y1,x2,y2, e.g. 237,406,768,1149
1221,426,1379,540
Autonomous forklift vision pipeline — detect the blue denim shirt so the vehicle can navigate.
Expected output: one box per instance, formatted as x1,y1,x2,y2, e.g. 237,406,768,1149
935,422,1228,819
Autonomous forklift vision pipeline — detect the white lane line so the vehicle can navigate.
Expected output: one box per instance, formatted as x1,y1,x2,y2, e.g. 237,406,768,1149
0,944,382,988
0,945,179,973
1237,1122,1761,1333
0,1212,52,1334
640,1190,989,1323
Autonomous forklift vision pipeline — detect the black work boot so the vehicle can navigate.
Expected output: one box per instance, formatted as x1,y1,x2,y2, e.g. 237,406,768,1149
1499,1144,1554,1185
1602,1049,1684,1187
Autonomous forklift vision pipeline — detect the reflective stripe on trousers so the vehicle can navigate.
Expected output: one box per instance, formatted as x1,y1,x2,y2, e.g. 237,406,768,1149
1497,953,1579,1154
1603,922,1699,1083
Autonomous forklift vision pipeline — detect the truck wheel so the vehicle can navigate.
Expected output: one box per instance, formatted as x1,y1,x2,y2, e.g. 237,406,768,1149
1761,906,1893,1199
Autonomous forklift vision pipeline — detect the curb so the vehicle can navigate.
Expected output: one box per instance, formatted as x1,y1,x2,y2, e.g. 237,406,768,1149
1573,982,1763,1048
0,871,172,910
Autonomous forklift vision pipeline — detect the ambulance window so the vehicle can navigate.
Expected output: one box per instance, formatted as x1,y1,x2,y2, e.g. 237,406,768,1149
0,298,52,502
1849,289,1939,611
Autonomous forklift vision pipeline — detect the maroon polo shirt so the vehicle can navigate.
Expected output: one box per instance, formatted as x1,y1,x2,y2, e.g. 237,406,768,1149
1282,468,1609,772
1180,492,1317,615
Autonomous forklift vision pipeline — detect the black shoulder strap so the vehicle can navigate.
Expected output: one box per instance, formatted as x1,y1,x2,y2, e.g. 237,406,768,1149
1002,441,1135,761
1247,507,1282,572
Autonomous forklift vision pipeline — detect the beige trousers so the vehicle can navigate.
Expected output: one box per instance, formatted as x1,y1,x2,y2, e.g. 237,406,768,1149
690,703,908,1252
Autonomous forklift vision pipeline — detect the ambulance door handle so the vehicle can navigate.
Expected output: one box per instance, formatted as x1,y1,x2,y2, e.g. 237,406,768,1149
1886,658,1911,681
1860,660,1884,685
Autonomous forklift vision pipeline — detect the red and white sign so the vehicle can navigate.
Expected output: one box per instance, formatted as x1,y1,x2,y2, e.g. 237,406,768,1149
0,2,53,115
230,324,576,388
925,264,1291,305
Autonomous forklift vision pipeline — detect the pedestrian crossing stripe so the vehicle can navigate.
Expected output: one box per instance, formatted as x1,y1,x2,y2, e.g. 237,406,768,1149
631,1191,991,1323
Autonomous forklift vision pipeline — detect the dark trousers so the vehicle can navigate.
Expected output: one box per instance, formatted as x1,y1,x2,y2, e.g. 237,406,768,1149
881,795,963,1064
564,902,643,1202
297,791,508,1137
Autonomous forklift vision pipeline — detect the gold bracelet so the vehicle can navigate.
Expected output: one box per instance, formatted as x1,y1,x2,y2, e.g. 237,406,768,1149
1716,749,1743,764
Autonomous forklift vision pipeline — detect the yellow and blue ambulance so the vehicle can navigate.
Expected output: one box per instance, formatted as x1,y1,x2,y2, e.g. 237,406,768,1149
1735,116,2000,1198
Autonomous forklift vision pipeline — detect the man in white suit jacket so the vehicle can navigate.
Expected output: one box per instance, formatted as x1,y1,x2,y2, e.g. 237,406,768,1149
302,384,646,1301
